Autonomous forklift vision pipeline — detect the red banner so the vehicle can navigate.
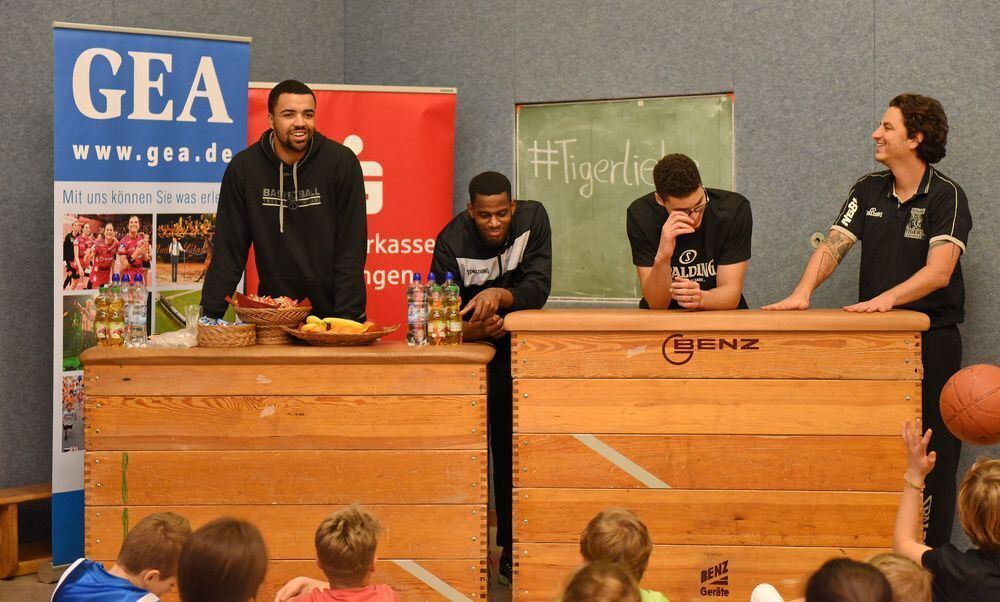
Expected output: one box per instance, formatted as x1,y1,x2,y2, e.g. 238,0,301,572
247,85,456,338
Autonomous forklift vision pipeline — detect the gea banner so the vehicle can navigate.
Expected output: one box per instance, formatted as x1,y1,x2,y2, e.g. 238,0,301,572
247,84,456,335
53,23,249,563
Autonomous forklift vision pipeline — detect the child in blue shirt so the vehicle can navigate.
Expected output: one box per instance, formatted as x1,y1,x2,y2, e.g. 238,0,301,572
52,512,191,602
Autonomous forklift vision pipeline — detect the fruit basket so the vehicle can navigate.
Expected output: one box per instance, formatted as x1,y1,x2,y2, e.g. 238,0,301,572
228,293,311,326
283,323,399,347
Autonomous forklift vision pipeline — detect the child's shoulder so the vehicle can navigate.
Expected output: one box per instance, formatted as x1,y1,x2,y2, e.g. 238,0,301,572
53,559,157,602
640,588,670,602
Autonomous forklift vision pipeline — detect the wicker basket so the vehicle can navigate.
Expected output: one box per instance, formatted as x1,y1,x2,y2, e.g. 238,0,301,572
197,323,256,347
255,324,294,345
233,305,312,326
282,324,399,347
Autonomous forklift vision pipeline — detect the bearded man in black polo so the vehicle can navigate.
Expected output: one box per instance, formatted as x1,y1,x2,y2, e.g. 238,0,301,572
626,153,753,310
765,93,972,547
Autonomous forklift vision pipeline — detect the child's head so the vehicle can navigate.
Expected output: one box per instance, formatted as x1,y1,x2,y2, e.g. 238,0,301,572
866,553,931,602
115,511,192,596
579,508,652,583
958,457,1000,552
805,558,892,602
177,517,268,602
562,561,641,602
315,505,382,587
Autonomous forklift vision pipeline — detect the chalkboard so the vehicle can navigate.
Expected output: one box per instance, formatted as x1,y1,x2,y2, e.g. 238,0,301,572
515,95,734,300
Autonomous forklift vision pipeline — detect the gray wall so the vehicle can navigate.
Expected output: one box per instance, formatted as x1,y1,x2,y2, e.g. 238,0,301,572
0,0,346,489
1,0,996,546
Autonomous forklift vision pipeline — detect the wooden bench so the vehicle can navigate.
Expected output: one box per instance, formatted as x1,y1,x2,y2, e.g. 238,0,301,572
0,483,52,579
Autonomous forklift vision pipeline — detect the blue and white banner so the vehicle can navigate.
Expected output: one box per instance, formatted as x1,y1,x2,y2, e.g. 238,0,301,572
52,23,249,564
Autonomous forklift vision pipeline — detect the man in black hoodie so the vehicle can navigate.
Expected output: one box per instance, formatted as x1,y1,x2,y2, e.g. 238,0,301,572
202,80,367,320
431,171,552,584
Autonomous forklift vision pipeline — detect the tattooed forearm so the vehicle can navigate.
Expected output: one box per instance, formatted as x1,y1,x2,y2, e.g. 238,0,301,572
822,230,854,264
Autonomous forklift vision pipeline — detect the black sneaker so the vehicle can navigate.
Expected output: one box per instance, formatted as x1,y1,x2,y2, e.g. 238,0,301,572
498,555,513,586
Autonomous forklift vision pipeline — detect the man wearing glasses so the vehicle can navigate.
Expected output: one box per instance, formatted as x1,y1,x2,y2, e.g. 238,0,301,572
626,153,752,310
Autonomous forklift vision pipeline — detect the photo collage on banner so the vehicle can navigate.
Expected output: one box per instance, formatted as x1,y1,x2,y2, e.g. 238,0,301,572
52,23,249,562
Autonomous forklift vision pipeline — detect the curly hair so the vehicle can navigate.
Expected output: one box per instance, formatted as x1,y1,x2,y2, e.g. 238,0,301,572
652,154,702,198
889,94,948,164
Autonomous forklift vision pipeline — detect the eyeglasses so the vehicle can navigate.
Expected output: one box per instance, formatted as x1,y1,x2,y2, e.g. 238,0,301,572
666,188,709,216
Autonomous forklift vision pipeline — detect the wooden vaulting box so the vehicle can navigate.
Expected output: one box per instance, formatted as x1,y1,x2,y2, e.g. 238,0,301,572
81,343,494,601
504,309,928,602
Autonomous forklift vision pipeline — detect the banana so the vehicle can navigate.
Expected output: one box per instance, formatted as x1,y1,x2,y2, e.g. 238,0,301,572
306,315,323,325
321,317,366,332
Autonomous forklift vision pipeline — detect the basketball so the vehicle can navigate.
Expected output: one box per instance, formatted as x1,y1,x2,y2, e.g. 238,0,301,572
940,364,1000,445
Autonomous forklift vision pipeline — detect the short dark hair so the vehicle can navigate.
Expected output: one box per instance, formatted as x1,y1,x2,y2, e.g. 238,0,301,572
116,512,191,579
469,171,512,204
268,79,316,114
653,154,702,198
315,505,381,586
889,94,948,164
580,509,652,581
805,558,892,602
178,518,268,602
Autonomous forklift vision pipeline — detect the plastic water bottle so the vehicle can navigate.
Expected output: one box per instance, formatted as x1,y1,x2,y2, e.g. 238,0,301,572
94,285,109,347
427,273,446,345
125,273,148,348
120,273,133,306
108,284,125,347
444,272,463,345
406,273,427,346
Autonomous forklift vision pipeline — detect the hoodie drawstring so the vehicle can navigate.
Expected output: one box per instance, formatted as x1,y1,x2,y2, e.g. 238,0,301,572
278,161,285,233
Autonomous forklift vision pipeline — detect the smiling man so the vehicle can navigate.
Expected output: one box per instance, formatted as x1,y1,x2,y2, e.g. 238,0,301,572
765,94,972,547
626,153,753,310
202,79,367,320
430,171,551,585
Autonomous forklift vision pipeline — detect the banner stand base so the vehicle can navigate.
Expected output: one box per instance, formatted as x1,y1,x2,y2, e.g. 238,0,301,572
37,561,70,584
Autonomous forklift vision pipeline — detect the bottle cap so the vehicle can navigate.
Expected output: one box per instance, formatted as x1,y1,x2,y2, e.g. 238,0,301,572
445,272,453,280
134,273,143,284
412,273,421,283
121,274,131,284
112,273,120,283
427,272,437,282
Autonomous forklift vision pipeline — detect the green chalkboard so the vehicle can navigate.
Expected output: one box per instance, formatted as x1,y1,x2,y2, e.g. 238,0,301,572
515,95,734,300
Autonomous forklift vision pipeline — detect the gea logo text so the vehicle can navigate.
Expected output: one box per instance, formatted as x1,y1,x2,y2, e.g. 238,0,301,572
660,334,760,366
72,48,232,122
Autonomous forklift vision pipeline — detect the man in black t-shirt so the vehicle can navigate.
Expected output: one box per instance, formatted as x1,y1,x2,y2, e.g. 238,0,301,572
626,153,752,310
765,94,973,547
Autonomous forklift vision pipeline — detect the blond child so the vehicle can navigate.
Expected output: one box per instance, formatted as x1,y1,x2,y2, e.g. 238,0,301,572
177,517,268,602
53,512,191,602
579,508,668,602
751,554,930,602
274,505,399,602
895,419,1000,601
866,553,932,602
563,561,642,602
